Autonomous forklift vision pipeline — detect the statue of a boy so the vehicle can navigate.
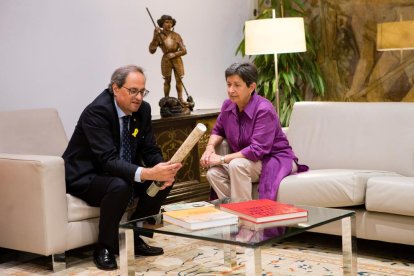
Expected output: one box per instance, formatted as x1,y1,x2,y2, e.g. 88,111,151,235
149,15,190,109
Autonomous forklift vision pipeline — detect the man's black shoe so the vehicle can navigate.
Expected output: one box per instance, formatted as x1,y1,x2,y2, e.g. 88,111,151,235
134,236,164,256
93,247,117,270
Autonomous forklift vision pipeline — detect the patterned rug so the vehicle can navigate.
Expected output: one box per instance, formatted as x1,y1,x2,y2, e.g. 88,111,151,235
0,233,413,275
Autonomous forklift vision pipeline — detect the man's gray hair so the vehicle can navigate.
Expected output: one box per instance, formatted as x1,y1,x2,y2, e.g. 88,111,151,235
225,62,258,86
108,65,145,93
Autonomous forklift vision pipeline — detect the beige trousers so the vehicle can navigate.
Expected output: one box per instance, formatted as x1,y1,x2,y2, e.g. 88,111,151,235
207,158,262,200
207,158,297,200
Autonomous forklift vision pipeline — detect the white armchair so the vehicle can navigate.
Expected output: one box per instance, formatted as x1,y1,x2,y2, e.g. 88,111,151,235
0,108,100,271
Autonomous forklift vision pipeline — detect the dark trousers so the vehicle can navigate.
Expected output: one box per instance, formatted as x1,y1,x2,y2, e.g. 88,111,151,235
75,176,172,252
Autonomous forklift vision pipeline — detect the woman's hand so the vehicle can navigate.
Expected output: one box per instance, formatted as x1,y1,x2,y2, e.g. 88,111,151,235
200,145,215,168
205,153,222,167
201,149,223,168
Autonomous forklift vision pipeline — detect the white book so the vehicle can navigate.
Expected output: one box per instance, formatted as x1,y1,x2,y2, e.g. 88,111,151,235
163,206,239,230
162,201,214,212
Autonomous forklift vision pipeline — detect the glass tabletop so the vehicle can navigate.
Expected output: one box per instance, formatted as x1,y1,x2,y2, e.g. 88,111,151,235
119,198,355,248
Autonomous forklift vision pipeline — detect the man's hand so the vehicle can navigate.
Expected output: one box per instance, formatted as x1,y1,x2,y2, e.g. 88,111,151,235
159,180,174,190
141,162,182,183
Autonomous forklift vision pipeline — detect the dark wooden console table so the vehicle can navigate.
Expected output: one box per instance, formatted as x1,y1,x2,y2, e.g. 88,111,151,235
152,109,220,204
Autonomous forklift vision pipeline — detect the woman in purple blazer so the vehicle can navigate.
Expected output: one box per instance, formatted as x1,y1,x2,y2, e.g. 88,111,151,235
200,62,308,200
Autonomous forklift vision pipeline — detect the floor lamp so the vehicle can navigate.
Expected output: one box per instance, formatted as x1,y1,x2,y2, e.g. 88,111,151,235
245,10,306,114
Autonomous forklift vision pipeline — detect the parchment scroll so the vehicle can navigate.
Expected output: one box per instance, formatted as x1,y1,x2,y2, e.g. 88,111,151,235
146,123,207,197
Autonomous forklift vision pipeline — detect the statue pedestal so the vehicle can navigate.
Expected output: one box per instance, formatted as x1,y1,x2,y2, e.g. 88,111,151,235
159,96,195,118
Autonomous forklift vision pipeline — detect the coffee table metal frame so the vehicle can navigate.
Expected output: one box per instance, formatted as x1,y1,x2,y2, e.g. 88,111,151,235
119,204,357,275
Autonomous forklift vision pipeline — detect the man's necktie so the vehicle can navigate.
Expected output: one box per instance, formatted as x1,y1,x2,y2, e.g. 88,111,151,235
122,116,134,205
121,116,132,163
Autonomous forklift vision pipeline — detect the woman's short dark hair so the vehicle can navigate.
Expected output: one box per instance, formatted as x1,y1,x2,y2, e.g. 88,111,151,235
108,65,145,93
225,62,258,86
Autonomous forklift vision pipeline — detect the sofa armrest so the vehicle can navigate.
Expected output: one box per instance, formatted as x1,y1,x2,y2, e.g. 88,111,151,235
215,139,232,155
0,153,68,255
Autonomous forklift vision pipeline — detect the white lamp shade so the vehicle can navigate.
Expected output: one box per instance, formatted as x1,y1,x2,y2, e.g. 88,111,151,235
377,20,414,51
245,17,306,55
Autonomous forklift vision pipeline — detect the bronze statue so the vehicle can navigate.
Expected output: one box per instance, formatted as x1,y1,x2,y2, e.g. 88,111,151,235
148,12,194,117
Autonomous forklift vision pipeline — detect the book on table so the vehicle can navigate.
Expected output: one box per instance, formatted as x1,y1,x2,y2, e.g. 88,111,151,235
162,206,239,230
162,201,214,212
240,216,308,230
219,199,308,223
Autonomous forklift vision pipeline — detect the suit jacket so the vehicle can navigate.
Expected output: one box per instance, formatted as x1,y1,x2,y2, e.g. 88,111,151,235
63,89,163,195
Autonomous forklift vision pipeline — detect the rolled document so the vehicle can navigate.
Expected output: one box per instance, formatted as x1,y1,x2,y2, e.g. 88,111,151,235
146,123,207,197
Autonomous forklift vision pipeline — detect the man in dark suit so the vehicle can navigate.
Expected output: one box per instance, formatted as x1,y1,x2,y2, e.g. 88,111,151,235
63,65,182,270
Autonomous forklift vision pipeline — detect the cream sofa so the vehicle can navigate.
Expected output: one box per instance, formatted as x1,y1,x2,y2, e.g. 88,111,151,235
0,108,101,270
277,102,414,246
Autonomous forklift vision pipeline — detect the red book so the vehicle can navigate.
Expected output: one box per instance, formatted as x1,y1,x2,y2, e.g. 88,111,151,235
219,199,307,223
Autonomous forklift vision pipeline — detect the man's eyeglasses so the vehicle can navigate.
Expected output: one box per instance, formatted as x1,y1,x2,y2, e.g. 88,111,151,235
122,86,150,97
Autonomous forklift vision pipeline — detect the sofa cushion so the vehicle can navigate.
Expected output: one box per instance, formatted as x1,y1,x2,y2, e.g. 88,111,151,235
287,102,414,177
67,194,100,222
366,177,414,216
0,108,68,156
277,169,401,207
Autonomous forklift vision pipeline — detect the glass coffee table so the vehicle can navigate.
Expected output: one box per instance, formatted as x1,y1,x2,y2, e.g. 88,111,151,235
119,199,357,275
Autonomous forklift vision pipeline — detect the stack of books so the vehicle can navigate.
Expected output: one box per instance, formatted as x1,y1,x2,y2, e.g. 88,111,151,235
162,206,239,230
219,199,308,229
162,199,308,231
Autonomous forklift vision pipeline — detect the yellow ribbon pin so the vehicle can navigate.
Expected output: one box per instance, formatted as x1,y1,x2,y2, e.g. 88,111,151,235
132,128,139,137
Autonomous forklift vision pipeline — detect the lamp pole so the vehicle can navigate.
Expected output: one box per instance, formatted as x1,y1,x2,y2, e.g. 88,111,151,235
272,9,280,115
